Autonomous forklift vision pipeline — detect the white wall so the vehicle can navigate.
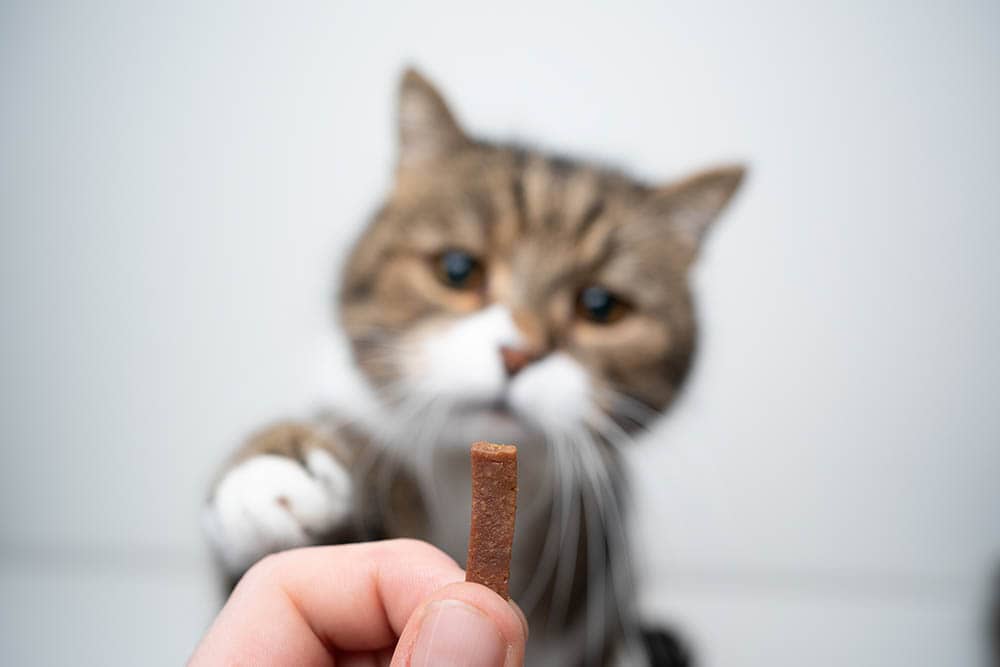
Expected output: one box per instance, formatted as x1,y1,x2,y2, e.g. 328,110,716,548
1,1,997,665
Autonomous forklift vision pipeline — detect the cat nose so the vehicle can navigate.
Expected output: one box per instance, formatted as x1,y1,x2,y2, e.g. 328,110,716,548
499,345,540,377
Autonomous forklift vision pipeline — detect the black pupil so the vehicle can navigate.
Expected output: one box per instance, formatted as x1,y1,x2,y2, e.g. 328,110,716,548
442,251,475,286
581,286,615,321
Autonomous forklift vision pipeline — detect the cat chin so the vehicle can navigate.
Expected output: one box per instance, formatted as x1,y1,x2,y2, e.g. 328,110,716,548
438,405,544,450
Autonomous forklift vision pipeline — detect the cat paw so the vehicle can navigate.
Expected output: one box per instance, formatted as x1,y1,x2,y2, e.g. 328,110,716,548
203,449,353,574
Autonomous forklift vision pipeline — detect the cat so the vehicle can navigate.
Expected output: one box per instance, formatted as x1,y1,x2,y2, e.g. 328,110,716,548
203,68,745,666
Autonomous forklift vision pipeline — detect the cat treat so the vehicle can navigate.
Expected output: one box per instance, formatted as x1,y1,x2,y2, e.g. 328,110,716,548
465,441,518,599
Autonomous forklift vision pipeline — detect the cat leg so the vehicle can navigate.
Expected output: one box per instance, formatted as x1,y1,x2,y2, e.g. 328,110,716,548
202,421,359,578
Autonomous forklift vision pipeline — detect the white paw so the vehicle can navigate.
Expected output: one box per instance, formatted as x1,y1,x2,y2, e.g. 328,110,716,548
203,451,353,574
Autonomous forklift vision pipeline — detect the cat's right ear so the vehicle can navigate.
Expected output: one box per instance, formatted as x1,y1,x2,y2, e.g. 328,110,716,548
397,68,470,168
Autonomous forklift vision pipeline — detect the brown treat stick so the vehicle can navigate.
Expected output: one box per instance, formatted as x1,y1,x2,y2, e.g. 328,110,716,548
465,441,518,599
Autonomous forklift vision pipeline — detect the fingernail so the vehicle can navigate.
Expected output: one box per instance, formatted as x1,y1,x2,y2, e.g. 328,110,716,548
509,600,529,640
411,599,510,667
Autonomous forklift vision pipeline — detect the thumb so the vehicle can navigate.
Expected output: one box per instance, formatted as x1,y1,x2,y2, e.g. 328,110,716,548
391,581,528,667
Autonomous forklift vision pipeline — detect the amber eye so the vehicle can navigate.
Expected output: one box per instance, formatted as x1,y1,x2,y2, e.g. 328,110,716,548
576,286,629,324
435,249,484,290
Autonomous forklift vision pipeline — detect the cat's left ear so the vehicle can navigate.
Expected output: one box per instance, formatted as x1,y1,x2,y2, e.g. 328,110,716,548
397,67,470,168
647,164,747,252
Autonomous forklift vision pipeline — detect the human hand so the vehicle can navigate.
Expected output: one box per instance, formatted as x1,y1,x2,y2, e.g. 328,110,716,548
189,539,527,667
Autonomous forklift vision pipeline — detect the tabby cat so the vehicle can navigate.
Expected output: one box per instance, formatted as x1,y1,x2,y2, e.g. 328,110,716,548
203,68,745,666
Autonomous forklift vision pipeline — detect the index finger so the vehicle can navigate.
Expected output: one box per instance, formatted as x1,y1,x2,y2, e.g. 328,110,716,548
189,539,465,665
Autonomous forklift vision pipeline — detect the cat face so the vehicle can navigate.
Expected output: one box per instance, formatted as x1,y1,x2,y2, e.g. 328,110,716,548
340,69,744,444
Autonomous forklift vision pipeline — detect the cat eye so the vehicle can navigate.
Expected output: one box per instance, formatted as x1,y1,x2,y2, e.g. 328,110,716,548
435,249,484,290
576,286,629,324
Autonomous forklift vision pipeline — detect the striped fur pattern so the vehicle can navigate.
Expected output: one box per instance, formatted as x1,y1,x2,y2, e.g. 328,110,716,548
336,70,744,666
206,68,745,667
342,71,743,421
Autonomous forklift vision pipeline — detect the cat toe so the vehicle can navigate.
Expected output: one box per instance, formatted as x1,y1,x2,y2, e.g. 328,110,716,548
204,454,352,574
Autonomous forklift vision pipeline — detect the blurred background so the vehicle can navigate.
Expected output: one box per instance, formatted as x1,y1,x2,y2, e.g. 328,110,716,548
1,1,998,665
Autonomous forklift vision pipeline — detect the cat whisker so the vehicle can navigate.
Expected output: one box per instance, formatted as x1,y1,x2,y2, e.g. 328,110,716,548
576,445,609,667
411,395,456,533
577,423,646,666
546,429,582,637
517,424,569,618
593,387,661,435
364,390,441,526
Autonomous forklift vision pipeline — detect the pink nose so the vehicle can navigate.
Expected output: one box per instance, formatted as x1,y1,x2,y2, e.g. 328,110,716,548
499,346,540,377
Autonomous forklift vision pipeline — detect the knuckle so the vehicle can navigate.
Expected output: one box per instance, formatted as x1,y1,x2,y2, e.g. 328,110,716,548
243,551,288,586
385,537,453,563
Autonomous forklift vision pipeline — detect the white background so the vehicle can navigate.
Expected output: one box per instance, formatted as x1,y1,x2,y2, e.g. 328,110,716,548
1,1,998,665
